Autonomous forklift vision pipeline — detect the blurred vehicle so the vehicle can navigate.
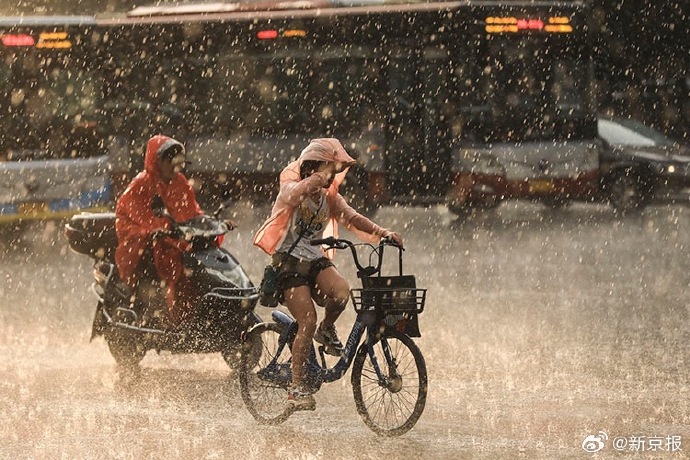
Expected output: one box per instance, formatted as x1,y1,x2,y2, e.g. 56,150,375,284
448,138,600,216
443,2,601,216
0,17,110,232
104,0,598,216
64,204,260,371
597,116,690,212
0,1,597,219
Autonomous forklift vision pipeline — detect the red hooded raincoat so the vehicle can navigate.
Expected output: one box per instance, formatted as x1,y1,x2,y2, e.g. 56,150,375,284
115,135,202,323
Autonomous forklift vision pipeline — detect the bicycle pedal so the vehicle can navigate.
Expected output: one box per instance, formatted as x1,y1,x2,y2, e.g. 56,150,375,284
288,403,316,412
287,392,316,412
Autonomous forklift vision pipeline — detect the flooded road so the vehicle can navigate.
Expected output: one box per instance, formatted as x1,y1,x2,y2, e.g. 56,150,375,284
1,202,689,459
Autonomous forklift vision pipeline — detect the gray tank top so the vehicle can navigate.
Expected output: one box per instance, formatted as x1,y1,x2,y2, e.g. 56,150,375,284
277,194,329,260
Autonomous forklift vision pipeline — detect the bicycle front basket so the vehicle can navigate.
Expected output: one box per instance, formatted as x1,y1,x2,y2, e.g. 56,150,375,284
351,275,426,314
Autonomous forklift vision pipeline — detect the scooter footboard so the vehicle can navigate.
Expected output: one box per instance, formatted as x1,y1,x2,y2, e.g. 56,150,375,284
203,287,259,303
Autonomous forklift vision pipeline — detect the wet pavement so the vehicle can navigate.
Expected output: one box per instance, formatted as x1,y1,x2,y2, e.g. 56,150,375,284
1,201,689,459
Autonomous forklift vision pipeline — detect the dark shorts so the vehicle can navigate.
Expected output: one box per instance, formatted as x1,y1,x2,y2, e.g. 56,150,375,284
272,252,334,301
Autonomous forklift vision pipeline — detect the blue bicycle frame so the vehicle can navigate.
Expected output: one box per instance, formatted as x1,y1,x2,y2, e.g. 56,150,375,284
256,309,391,393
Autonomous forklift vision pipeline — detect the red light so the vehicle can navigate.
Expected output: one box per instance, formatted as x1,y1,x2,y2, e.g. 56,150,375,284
2,34,35,47
517,19,544,30
257,30,278,40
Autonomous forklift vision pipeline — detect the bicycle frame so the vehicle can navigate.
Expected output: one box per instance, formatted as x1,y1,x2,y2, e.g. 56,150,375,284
257,308,390,392
240,236,426,435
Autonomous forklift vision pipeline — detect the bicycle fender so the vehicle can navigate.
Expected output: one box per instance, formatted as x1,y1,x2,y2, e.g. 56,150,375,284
244,321,269,337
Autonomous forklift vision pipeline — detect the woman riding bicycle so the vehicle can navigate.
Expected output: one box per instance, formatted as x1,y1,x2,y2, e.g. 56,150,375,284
253,138,403,410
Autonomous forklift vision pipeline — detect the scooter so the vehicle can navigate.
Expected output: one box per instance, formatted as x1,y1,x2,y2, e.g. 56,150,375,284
65,199,261,370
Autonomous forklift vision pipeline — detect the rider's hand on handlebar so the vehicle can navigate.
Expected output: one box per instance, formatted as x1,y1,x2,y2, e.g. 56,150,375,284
382,230,404,249
224,219,237,231
151,227,171,239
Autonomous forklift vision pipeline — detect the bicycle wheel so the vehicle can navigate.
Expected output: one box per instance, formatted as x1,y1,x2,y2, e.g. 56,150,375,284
239,322,293,425
351,331,427,436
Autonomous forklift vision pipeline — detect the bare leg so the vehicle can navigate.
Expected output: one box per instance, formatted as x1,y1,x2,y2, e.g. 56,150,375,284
314,266,350,327
283,285,317,389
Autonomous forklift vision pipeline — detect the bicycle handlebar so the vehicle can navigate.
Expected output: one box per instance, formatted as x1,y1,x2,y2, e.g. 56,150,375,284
310,236,345,249
310,235,400,249
310,236,403,278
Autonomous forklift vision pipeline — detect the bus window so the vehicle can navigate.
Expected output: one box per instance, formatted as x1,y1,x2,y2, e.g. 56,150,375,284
551,59,583,115
1,45,105,160
453,37,589,143
208,55,256,133
0,22,110,225
308,57,361,132
207,46,381,137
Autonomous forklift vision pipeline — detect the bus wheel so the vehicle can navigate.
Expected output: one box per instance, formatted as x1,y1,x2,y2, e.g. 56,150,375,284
609,172,644,214
448,203,476,220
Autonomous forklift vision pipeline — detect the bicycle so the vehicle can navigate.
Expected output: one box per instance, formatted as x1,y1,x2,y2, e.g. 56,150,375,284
238,236,428,436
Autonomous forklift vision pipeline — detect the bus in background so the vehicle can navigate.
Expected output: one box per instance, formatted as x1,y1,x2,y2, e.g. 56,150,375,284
97,0,395,212
0,16,110,231
445,2,600,215
0,1,599,223
94,0,599,215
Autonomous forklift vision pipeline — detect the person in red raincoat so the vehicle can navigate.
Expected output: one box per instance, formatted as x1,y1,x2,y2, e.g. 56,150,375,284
115,135,202,327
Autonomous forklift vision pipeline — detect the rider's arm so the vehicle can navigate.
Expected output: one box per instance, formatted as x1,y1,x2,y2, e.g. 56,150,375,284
277,168,330,207
331,193,403,247
115,184,170,238
331,193,388,238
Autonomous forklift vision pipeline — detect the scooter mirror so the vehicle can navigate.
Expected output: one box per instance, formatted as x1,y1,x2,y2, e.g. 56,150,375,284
212,198,233,219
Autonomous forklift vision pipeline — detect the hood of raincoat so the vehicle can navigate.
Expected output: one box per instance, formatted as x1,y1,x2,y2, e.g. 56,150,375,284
145,135,186,180
296,138,356,188
298,138,355,164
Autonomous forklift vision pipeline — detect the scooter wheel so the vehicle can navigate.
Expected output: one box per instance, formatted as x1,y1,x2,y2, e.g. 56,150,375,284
104,329,146,370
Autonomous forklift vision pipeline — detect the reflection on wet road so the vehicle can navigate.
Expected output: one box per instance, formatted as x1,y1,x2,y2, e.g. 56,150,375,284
1,202,689,459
